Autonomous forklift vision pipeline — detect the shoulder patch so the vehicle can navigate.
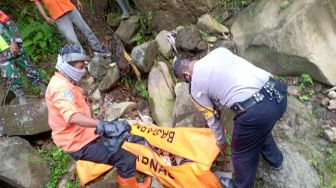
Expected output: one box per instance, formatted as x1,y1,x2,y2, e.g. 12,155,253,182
64,90,73,100
0,11,10,23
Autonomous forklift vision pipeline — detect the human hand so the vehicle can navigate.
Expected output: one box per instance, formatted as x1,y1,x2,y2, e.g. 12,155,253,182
9,41,19,56
77,1,83,12
216,142,227,155
44,16,55,25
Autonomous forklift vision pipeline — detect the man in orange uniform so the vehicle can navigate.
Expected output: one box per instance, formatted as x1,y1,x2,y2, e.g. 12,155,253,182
32,0,108,55
45,44,151,187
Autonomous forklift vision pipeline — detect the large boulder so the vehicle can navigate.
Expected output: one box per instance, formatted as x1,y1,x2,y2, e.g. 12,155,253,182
0,136,50,187
231,0,336,85
131,40,158,73
155,30,173,58
176,25,205,51
116,15,140,44
133,0,215,31
256,142,320,188
0,99,50,136
148,62,175,127
197,14,229,34
105,102,137,121
172,83,207,127
255,96,320,187
99,66,120,93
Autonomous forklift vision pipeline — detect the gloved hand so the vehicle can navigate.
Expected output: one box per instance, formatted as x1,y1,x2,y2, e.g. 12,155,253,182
95,119,131,137
95,119,131,155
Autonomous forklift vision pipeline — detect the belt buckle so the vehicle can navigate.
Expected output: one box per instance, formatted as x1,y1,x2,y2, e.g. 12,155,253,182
231,102,246,116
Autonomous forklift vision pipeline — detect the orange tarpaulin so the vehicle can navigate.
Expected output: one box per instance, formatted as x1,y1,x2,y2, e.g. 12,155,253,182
77,123,221,187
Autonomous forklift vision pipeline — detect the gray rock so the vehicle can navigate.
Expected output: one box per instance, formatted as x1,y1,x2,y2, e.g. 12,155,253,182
324,127,336,142
287,85,301,96
255,96,321,187
172,83,207,127
99,66,120,93
105,102,137,121
320,97,329,107
231,0,336,85
197,14,229,34
0,99,50,136
134,0,215,31
89,53,112,81
155,30,173,58
274,96,317,142
327,91,336,99
116,15,140,44
92,88,102,102
131,40,158,73
256,142,320,188
0,136,50,188
176,25,202,51
327,99,336,111
205,36,217,43
148,62,175,127
137,100,153,123
107,12,121,28
197,41,208,51
213,40,236,53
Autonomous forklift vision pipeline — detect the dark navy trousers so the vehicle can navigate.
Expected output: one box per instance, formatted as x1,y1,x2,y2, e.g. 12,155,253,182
232,80,288,188
70,138,137,178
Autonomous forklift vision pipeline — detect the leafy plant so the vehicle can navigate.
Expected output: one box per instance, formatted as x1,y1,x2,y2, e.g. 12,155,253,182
225,134,232,156
134,10,155,44
298,73,315,102
132,32,145,45
39,146,79,188
318,146,336,187
280,0,290,9
121,74,133,87
134,80,149,100
17,4,63,63
199,30,209,41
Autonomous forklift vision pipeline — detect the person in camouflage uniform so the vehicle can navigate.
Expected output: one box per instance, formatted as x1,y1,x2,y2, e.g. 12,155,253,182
0,10,46,104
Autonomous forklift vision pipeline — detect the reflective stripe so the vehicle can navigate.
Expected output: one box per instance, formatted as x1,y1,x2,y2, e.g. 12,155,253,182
0,35,9,51
190,96,215,120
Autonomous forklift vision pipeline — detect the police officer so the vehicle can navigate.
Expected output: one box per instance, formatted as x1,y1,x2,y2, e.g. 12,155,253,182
173,47,288,188
0,10,46,104
45,44,151,188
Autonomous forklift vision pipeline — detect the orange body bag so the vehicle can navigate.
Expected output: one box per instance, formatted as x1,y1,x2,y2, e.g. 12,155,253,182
77,123,221,188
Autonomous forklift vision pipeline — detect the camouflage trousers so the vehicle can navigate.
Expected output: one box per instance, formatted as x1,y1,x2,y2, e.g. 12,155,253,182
0,47,44,94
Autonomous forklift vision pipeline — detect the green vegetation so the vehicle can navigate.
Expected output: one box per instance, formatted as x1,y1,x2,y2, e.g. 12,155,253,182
199,30,209,41
18,4,63,63
308,127,336,187
217,0,252,9
133,32,146,45
225,134,232,156
122,75,149,100
135,80,149,100
313,145,336,188
132,10,154,45
39,147,79,188
121,74,133,87
280,0,290,9
298,73,315,102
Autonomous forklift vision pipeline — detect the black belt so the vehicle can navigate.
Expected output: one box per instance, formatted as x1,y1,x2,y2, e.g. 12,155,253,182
230,77,283,116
